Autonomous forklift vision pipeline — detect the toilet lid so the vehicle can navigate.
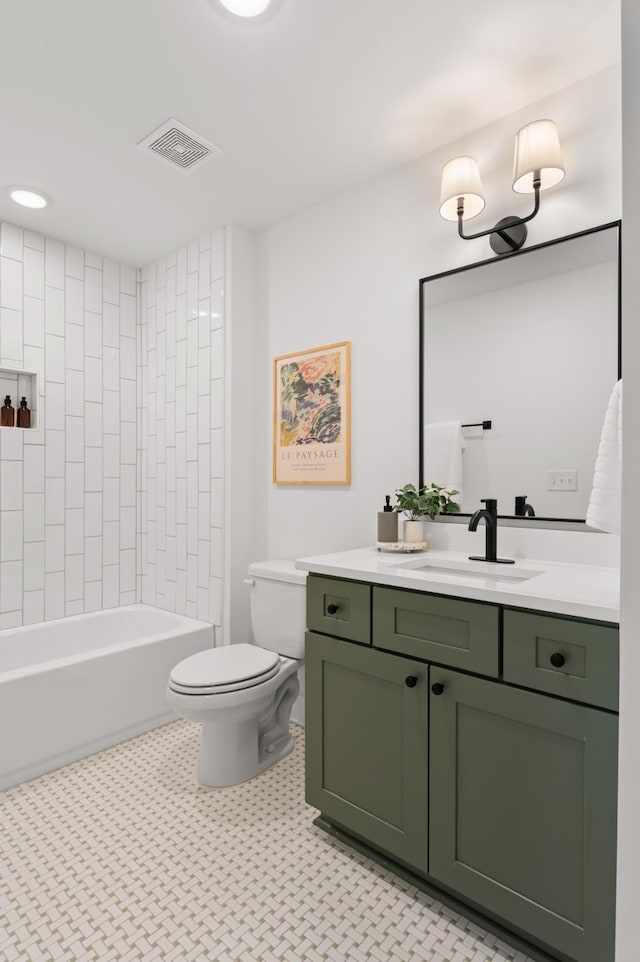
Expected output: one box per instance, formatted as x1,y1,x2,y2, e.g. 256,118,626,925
169,644,280,692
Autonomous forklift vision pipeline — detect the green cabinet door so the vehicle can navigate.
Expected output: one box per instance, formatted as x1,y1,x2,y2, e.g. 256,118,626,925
305,631,429,873
429,668,617,962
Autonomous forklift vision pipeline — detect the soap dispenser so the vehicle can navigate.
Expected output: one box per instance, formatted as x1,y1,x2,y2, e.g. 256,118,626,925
1,395,14,427
377,495,398,544
16,397,31,429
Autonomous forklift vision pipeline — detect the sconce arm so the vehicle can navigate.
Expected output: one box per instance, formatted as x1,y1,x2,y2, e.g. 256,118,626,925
457,177,541,249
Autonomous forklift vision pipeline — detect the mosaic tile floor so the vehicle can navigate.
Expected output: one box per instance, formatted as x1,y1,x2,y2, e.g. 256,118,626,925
0,721,535,962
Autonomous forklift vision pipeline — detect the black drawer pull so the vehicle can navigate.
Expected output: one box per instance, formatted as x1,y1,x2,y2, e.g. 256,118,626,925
550,652,566,668
431,682,445,695
327,604,339,615
405,675,418,688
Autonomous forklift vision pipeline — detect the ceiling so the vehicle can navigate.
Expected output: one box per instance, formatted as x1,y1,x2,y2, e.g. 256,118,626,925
0,0,621,266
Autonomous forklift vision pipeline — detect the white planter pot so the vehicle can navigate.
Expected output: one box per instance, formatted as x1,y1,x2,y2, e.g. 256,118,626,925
403,520,425,543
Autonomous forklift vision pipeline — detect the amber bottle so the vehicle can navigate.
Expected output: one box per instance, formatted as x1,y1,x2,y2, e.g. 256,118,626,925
1,395,14,427
16,397,31,429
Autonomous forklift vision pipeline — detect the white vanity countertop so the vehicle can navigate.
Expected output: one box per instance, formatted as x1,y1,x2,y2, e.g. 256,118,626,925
295,547,620,623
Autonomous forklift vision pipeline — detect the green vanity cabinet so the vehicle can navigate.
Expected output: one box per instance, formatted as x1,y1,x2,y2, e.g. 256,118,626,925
429,668,618,962
305,630,429,872
305,574,619,962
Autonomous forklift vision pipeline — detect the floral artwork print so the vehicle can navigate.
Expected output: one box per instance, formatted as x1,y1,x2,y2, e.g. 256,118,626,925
279,351,342,446
273,341,350,485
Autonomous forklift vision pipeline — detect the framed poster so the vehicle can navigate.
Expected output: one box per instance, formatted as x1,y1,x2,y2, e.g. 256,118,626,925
273,341,351,485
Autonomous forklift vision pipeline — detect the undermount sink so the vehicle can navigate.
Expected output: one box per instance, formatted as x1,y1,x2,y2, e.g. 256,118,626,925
388,555,542,585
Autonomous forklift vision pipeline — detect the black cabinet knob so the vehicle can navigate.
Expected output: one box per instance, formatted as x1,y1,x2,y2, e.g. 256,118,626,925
405,675,418,688
431,682,445,695
326,603,339,615
550,652,566,668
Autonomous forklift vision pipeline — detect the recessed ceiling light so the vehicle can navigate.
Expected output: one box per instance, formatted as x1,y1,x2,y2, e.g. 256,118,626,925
219,0,271,17
9,188,48,209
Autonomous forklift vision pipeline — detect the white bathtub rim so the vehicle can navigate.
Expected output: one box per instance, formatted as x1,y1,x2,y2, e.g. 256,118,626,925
0,604,214,684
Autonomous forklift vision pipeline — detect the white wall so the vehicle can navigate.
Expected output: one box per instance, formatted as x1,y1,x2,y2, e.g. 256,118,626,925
138,231,225,627
261,67,622,563
0,221,137,625
615,4,640,960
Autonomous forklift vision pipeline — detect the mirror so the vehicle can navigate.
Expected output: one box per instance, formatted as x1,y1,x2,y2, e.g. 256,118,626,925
419,222,620,524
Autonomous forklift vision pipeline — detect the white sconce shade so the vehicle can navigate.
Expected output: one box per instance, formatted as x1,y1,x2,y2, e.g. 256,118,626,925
439,156,485,221
512,119,565,194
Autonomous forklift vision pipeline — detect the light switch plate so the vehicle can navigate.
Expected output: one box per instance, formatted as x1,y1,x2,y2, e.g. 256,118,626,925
547,470,578,491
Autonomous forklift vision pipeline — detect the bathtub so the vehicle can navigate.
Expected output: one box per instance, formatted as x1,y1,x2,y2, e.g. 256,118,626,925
0,604,214,790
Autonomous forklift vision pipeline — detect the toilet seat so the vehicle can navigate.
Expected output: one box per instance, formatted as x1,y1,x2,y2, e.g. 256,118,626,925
168,644,281,696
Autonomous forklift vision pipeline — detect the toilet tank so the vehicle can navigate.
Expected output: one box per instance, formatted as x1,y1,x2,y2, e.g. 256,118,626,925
247,561,307,659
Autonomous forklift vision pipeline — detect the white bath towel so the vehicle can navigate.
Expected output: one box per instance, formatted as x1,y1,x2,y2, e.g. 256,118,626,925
424,421,465,499
586,379,622,534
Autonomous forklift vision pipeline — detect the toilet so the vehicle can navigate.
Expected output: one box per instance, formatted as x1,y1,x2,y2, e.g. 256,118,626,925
167,560,307,787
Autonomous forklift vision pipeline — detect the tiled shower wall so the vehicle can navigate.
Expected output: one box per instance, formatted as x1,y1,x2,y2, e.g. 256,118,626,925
0,221,138,626
138,230,224,628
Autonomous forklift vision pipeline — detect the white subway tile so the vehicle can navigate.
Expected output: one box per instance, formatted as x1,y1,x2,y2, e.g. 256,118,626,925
85,311,103,358
84,400,102,443
210,527,223,578
65,277,84,326
85,250,102,270
65,462,84,508
0,510,23,561
198,540,209,589
103,346,119,391
23,494,44,542
198,248,211,300
198,492,210,535
211,329,224,380
103,390,119,434
45,524,64,572
65,321,84,371
65,245,84,279
120,507,136,550
45,570,65,619
103,303,119,347
23,247,44,300
121,422,136,465
198,346,210,393
84,266,101,313
103,260,120,305
187,271,198,321
65,554,84,601
198,298,210,348
44,286,64,336
45,333,65,382
211,428,223,478
23,296,44,347
176,248,187,295
65,508,84,555
198,444,211,493
45,239,65,289
23,589,45,625
45,429,65,477
209,576,222,625
0,460,23,510
84,356,102,402
24,231,44,252
199,232,211,254
120,378,136,421
23,445,45,493
103,433,119,476
85,447,102,491
45,477,65,525
211,278,224,331
1,306,24,362
120,263,136,296
66,370,84,417
65,600,83,616
120,336,136,381
211,478,223,528
84,537,102,581
187,241,198,274
46,382,65,430
0,425,24,461
210,379,223,428
103,477,119,522
84,580,102,612
84,493,102,537
120,549,136,593
65,415,84,462
103,521,119,565
24,541,45,592
0,223,23,260
0,561,21,613
0,256,23,310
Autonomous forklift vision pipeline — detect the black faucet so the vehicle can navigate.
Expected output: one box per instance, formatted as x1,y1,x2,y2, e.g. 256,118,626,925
514,495,535,518
468,499,514,564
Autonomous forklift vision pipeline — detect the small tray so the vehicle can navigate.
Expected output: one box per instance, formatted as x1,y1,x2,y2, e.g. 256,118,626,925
376,541,429,553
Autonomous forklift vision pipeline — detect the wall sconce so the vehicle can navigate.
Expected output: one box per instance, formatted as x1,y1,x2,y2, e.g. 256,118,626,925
439,119,565,255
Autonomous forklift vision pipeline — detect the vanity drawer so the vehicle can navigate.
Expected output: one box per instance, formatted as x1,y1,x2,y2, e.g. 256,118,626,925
503,610,619,711
372,587,500,676
307,575,371,644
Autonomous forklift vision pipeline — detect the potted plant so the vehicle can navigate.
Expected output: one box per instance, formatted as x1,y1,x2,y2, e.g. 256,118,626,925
395,483,461,543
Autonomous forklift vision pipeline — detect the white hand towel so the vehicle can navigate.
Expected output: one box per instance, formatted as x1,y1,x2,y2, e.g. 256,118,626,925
424,421,465,499
586,379,622,534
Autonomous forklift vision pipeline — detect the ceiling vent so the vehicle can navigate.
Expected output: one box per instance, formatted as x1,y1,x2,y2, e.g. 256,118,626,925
137,118,222,173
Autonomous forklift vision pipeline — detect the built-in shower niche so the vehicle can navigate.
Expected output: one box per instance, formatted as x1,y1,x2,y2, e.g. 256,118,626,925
0,367,39,430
